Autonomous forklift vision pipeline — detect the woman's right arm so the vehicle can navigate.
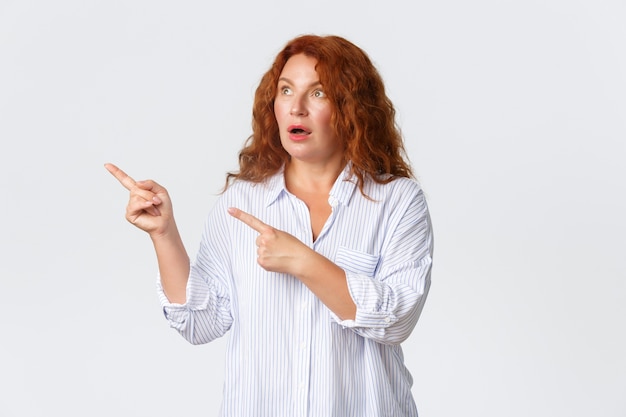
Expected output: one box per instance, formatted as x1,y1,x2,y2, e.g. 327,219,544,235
104,163,189,304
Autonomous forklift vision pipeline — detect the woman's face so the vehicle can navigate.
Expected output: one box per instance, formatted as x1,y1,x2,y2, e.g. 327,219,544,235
274,54,342,167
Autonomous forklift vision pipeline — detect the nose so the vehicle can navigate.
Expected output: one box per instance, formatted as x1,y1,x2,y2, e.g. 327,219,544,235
289,95,308,116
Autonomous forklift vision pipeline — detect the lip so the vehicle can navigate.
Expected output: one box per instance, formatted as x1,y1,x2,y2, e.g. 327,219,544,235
287,124,311,141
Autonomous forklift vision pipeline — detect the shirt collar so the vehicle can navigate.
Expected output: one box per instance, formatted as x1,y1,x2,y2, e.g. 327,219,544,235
265,166,287,207
329,162,358,207
264,162,358,207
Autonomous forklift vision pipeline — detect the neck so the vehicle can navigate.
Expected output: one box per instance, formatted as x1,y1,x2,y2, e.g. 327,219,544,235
284,158,345,194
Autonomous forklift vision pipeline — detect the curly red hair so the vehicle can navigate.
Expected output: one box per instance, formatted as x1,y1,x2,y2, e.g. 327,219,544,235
226,34,413,193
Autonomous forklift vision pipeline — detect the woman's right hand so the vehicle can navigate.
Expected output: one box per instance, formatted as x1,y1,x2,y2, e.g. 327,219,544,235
104,163,174,237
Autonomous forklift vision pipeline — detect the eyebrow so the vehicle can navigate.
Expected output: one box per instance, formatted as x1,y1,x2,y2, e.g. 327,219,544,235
278,77,322,88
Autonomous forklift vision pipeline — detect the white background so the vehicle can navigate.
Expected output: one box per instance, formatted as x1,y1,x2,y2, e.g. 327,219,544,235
1,0,624,416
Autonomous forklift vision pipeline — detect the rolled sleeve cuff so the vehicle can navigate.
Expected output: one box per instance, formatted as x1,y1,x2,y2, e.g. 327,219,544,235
156,276,189,330
330,272,399,329
332,311,399,329
162,305,189,330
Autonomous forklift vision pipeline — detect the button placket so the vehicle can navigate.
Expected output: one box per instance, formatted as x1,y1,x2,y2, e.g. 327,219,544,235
293,292,313,416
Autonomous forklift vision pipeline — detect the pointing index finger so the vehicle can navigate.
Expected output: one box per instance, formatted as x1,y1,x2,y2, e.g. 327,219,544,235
104,163,137,191
227,207,268,233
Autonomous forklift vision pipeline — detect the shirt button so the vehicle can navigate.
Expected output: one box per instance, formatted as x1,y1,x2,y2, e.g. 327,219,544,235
300,341,306,350
384,317,391,323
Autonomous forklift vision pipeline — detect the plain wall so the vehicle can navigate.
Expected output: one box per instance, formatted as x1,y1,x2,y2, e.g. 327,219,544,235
1,0,624,416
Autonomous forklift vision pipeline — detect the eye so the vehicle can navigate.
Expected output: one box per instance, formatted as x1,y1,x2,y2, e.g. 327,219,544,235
312,89,326,98
279,86,292,95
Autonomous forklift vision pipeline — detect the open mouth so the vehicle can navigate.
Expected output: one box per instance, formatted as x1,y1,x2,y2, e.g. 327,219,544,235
288,125,311,135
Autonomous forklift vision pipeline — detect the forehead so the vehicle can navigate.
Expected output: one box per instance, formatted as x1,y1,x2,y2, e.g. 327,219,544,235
279,54,320,80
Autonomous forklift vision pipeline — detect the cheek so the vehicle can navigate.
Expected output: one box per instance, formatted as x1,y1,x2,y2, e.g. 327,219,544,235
273,101,288,125
274,102,280,122
273,101,279,118
310,99,330,118
318,107,333,131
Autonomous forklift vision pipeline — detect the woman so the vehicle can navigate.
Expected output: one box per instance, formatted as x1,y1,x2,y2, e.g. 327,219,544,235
106,34,433,417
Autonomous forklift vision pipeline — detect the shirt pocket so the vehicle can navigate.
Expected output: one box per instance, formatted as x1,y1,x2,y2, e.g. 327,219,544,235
335,246,380,277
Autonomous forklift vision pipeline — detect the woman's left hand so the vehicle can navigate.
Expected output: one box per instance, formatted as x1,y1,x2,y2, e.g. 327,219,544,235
228,206,356,320
227,207,311,276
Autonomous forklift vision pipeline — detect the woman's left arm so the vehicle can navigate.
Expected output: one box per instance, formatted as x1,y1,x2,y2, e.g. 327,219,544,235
226,207,357,320
329,188,433,345
227,187,433,345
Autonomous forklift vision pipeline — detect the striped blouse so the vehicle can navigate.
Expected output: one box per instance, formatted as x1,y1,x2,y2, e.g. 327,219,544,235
157,163,433,417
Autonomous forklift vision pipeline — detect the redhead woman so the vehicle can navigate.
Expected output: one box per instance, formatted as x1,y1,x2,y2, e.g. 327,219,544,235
106,34,433,417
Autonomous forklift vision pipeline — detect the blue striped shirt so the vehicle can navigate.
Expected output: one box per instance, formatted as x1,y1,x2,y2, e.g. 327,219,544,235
158,163,433,416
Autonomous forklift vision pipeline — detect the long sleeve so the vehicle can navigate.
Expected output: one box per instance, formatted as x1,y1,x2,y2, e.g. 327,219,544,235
330,181,433,345
156,203,234,345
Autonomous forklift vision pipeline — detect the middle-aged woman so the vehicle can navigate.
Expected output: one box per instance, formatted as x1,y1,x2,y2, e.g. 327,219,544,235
106,34,434,417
